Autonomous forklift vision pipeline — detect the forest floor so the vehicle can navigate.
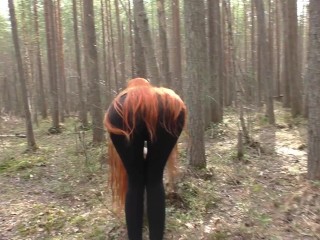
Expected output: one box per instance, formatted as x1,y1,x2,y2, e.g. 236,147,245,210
0,105,319,240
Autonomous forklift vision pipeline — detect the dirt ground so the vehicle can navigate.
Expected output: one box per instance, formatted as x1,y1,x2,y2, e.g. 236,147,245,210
0,107,319,240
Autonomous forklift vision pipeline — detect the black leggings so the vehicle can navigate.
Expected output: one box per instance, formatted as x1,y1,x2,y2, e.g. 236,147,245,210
108,107,184,240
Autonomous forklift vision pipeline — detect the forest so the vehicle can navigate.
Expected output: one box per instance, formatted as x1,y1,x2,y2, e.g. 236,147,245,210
0,0,319,239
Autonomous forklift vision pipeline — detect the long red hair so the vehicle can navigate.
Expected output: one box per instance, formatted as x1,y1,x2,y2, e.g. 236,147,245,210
104,78,186,210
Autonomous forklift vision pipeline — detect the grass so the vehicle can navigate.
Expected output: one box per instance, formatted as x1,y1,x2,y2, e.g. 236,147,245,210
0,154,47,173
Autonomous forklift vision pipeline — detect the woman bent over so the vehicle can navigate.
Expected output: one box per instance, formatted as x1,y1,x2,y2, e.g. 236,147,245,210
104,78,186,240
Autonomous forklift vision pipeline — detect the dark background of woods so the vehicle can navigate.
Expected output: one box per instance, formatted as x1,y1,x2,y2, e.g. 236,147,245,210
0,0,319,179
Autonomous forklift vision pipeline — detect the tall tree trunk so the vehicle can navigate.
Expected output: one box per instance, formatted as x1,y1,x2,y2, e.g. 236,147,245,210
33,0,47,119
56,0,68,121
127,0,135,77
287,0,303,117
134,0,161,84
251,0,257,104
83,0,105,144
114,0,126,87
184,0,206,168
223,0,235,107
275,0,281,99
107,0,119,91
281,0,291,108
100,0,111,106
8,0,37,150
171,0,182,95
307,0,320,180
254,0,275,124
208,0,223,123
132,2,147,79
72,0,88,127
268,0,274,98
157,0,172,88
44,0,60,131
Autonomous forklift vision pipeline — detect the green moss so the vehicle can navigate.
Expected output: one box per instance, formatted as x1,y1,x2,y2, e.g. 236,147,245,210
0,155,47,173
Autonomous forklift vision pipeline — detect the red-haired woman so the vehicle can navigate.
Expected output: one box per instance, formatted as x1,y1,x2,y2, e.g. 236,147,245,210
104,78,186,240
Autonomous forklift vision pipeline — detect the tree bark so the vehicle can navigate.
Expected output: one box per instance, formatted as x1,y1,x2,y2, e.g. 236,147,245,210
33,0,47,119
56,0,68,120
44,0,60,130
157,0,172,88
287,0,303,117
254,0,275,124
184,0,206,168
83,0,105,144
307,0,320,180
8,0,37,150
134,0,161,84
73,0,88,127
281,0,291,108
100,0,111,106
171,0,182,95
208,0,223,123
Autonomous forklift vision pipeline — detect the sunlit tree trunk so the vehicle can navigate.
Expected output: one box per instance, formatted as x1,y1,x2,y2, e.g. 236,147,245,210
8,0,37,150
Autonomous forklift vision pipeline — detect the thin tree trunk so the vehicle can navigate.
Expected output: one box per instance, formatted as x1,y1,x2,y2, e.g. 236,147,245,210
268,0,274,99
275,0,281,99
134,0,161,84
127,0,135,77
157,0,172,88
8,0,37,150
56,0,68,121
107,0,119,91
33,0,47,119
100,0,111,106
73,0,88,127
223,0,234,107
171,0,182,95
114,0,126,87
251,0,257,104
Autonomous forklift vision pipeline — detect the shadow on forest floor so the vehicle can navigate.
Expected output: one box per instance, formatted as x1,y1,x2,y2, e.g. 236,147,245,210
0,105,319,240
